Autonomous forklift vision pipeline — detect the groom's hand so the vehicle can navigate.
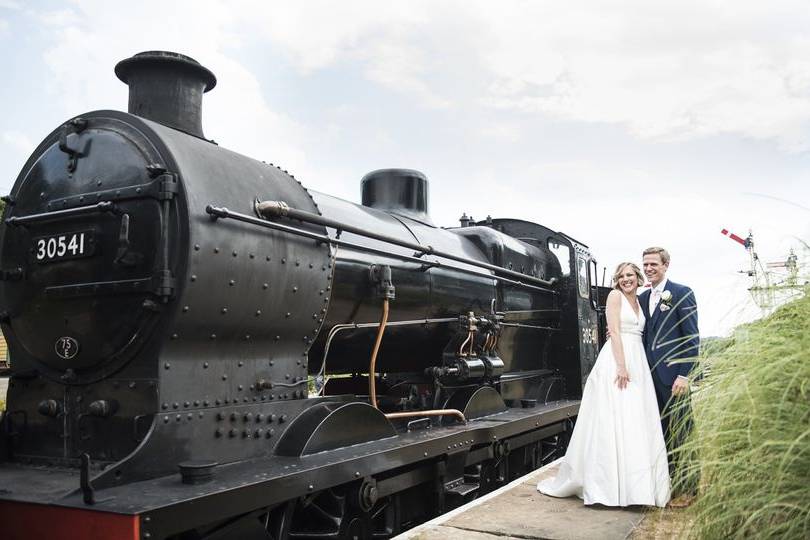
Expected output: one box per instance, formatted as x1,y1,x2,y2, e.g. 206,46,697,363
671,377,689,396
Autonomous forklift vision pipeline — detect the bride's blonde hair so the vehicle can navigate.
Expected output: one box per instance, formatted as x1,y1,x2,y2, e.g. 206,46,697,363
612,262,644,290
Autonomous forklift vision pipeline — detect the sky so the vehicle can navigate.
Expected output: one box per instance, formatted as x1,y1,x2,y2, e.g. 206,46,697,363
1,0,809,336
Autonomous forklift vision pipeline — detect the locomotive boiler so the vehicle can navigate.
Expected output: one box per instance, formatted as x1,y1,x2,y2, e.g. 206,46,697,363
0,51,607,539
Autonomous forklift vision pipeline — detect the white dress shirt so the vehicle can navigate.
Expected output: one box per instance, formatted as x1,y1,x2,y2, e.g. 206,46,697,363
648,278,668,314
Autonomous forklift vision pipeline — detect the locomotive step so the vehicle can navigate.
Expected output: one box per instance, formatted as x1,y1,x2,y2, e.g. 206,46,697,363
445,481,480,497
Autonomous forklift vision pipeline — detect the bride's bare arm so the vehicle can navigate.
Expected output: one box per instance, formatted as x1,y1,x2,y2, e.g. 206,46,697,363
606,290,630,389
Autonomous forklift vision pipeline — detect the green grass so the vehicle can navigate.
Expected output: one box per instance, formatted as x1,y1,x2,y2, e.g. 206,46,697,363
670,292,809,539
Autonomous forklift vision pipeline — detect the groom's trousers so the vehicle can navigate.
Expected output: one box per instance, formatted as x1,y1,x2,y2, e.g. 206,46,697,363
652,372,697,493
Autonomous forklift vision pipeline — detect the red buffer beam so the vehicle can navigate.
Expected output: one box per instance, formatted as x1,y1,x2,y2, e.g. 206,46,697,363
721,228,748,248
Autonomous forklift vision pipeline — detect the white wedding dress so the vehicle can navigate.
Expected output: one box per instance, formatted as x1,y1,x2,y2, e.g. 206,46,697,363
538,294,671,507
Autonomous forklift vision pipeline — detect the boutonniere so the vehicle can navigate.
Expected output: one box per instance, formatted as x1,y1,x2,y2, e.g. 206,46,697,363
659,290,673,312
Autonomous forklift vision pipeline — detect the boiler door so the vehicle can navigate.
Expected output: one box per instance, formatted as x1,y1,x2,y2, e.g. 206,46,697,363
0,116,177,381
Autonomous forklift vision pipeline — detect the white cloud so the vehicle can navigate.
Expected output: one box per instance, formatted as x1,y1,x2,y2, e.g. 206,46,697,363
33,1,810,147
2,131,34,155
27,0,310,171
359,39,452,110
203,54,310,174
238,1,429,73
234,1,452,108
1,132,35,188
38,8,79,26
478,122,522,143
469,1,810,150
36,1,237,111
220,1,810,149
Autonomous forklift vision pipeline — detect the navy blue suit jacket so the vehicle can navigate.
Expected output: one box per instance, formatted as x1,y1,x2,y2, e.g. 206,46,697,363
638,280,699,386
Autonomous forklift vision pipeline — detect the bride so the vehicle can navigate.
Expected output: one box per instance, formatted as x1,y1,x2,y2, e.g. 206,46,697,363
538,262,670,507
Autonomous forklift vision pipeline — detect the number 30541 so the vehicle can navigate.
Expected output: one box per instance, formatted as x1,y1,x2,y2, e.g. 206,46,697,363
34,231,95,263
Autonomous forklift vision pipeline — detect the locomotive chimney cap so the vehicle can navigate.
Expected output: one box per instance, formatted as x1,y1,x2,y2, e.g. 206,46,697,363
115,51,217,91
115,51,216,138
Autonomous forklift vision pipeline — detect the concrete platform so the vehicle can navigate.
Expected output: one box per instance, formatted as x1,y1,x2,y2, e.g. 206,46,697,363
397,459,646,540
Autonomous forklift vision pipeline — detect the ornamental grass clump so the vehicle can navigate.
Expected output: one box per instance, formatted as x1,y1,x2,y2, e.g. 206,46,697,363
671,293,810,539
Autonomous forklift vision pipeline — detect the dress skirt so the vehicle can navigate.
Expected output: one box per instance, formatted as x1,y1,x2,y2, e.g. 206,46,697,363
537,332,671,507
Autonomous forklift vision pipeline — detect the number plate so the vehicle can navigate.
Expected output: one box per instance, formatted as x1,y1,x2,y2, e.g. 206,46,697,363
34,230,95,263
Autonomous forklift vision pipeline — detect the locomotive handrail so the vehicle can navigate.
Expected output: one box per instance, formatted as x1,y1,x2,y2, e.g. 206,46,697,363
206,205,558,294
499,322,561,331
252,200,558,288
5,201,120,227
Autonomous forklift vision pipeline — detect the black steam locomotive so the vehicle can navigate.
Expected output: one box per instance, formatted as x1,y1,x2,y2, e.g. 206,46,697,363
0,51,608,539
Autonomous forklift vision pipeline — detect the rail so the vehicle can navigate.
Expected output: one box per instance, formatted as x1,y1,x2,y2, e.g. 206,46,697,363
205,205,557,294
254,200,557,288
5,201,120,227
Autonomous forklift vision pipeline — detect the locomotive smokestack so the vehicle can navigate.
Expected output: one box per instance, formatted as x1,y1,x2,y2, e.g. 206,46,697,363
115,51,216,139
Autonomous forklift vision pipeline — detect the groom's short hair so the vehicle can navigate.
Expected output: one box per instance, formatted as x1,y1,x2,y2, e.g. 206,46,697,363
643,246,670,265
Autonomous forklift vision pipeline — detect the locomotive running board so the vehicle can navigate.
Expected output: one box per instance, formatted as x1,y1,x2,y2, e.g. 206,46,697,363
0,399,578,539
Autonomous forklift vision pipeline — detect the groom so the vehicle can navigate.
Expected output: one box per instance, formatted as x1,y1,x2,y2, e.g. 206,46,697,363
638,247,700,449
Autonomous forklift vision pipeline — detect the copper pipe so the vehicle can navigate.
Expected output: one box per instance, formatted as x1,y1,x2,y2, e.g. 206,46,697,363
317,316,457,396
467,331,477,356
384,409,467,424
458,330,473,356
484,333,494,352
368,298,390,408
